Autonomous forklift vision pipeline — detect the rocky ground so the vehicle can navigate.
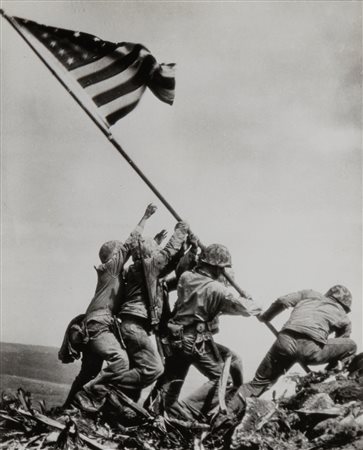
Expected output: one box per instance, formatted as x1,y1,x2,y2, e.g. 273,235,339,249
1,357,363,450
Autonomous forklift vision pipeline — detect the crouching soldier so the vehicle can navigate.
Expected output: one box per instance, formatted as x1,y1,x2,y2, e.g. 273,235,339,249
65,204,157,412
241,285,357,398
114,220,190,402
161,244,262,419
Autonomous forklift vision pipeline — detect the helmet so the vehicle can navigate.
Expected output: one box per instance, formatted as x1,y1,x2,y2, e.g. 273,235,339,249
200,244,232,268
99,240,124,263
325,285,352,312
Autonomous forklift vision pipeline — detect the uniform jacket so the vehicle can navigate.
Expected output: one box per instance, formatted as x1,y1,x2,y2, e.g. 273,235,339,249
171,269,262,330
85,228,142,320
261,289,352,344
120,226,189,321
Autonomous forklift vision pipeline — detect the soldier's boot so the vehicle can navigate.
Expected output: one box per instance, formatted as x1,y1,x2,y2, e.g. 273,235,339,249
73,388,106,413
107,391,138,421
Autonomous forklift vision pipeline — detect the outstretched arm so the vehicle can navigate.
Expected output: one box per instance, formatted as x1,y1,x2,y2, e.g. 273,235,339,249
152,221,190,275
123,203,157,255
102,204,158,274
219,290,262,317
259,289,318,322
134,203,157,234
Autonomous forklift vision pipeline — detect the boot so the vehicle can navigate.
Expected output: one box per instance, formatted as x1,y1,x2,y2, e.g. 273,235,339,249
73,389,106,413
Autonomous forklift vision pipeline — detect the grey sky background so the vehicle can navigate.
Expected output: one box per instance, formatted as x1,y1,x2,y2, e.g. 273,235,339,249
1,1,362,381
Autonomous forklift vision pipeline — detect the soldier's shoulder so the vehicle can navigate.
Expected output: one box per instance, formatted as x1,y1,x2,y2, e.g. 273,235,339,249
301,289,324,300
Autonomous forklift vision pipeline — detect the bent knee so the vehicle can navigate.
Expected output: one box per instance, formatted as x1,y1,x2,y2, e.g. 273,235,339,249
139,361,164,386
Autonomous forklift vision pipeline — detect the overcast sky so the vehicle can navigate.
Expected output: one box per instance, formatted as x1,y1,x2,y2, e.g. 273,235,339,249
1,1,362,381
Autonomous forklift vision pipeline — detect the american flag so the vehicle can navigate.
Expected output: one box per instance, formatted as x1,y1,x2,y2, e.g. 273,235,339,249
13,16,175,126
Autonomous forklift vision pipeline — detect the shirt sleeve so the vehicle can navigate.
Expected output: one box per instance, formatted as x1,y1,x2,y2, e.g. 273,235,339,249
150,226,188,276
260,289,319,322
217,286,262,317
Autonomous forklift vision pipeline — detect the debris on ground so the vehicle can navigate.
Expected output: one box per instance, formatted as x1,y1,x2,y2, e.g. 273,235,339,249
1,355,363,449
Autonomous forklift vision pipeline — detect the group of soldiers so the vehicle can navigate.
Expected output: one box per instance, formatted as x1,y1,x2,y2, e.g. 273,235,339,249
59,203,357,422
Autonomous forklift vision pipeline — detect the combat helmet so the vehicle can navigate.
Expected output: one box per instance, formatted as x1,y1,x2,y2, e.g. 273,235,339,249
99,240,124,263
325,284,352,312
200,244,232,268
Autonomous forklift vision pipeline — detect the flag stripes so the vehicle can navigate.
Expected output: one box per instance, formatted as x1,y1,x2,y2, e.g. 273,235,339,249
77,45,145,87
92,55,155,107
101,87,147,125
13,16,175,126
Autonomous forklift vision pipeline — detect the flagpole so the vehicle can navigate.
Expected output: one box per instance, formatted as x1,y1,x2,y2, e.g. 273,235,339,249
1,9,182,221
2,9,309,373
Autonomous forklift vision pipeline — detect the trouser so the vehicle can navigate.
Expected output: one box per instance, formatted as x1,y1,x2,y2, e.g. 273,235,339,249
150,332,243,418
81,313,130,400
116,317,164,401
240,330,357,398
83,315,163,402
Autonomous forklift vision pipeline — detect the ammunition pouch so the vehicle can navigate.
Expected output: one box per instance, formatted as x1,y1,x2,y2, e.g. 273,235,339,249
184,321,221,360
165,321,221,360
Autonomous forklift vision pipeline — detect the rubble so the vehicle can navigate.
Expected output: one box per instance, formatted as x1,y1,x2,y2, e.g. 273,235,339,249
1,359,363,450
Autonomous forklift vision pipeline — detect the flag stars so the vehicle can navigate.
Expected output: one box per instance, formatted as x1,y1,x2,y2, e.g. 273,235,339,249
93,37,100,42
66,57,75,65
41,32,49,39
58,49,65,56
74,31,80,37
50,41,57,48
81,53,89,60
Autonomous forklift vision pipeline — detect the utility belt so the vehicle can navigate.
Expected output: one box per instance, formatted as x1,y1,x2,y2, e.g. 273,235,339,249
163,321,221,360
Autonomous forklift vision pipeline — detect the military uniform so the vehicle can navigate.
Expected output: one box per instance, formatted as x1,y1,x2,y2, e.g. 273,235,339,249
67,204,157,412
160,263,262,418
241,286,357,398
70,231,143,410
115,222,189,401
